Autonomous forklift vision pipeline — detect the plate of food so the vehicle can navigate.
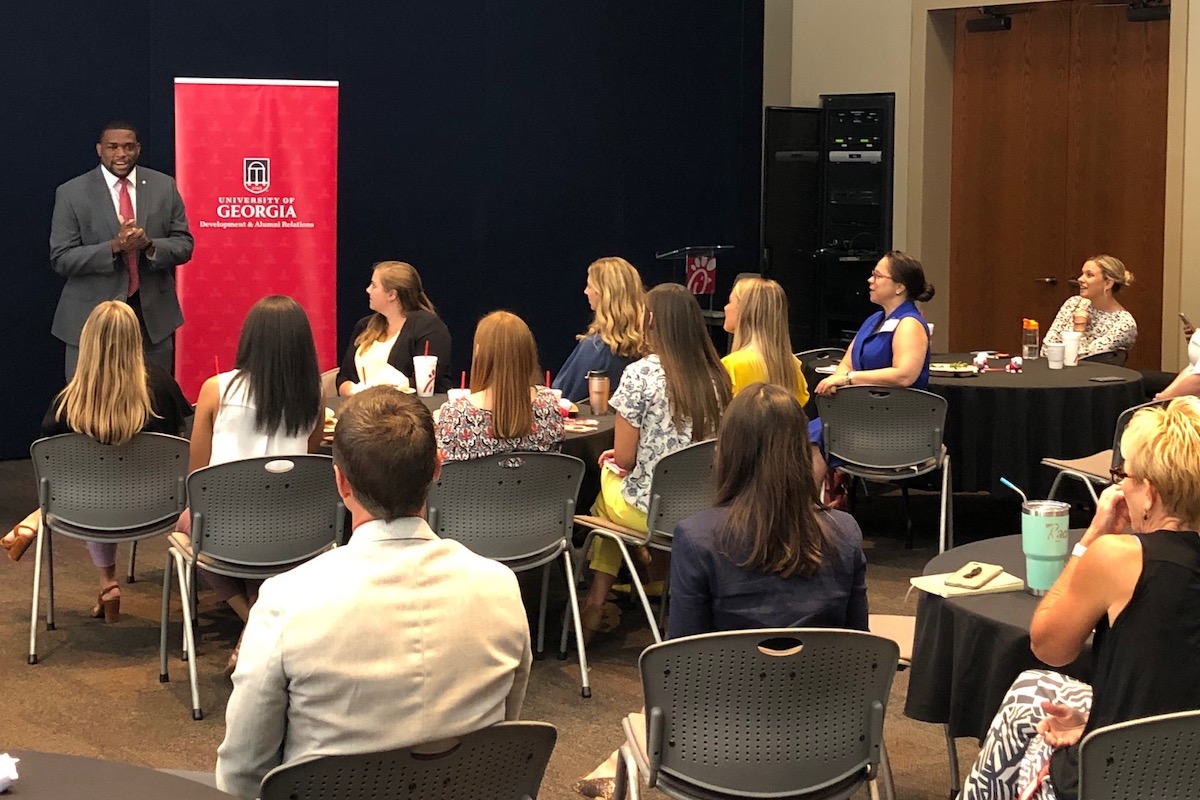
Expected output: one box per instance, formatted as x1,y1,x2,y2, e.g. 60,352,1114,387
929,361,979,377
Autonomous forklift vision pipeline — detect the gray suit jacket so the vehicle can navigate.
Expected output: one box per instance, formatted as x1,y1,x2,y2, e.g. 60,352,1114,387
215,517,533,800
49,166,194,345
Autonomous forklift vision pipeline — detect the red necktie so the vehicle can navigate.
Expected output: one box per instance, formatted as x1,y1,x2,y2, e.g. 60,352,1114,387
118,178,139,296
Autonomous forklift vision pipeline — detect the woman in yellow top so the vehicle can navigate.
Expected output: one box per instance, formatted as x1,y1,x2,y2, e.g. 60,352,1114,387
721,276,809,406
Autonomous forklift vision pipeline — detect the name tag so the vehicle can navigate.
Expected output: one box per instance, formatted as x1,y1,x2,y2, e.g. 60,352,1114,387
879,318,899,333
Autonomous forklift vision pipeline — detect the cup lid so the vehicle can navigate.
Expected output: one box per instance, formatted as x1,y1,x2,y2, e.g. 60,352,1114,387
1022,500,1071,516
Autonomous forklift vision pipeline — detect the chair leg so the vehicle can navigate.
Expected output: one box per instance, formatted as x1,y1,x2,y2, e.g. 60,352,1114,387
535,562,550,657
614,743,639,800
877,741,897,800
656,569,670,635
940,455,953,554
44,530,55,631
603,533,662,642
28,523,45,665
1046,472,1065,501
172,554,203,720
160,550,175,682
560,551,591,698
901,484,914,549
127,540,138,583
944,724,961,798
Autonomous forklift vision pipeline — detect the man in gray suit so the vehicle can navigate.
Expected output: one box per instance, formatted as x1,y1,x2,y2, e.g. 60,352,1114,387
49,120,194,378
216,387,533,800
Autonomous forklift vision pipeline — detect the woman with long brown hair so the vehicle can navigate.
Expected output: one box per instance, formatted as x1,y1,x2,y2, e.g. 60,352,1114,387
1,301,191,621
336,261,452,395
553,256,646,402
580,283,732,638
436,311,564,461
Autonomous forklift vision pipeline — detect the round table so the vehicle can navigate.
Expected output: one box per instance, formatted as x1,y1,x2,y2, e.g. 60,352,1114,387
3,751,232,798
928,354,1143,497
324,393,616,511
903,533,1091,743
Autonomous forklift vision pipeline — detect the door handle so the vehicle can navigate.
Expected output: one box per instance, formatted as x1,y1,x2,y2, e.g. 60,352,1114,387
1034,277,1058,285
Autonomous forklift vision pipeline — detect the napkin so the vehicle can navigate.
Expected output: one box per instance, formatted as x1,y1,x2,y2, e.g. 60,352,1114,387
0,753,19,792
910,571,1024,598
361,363,410,391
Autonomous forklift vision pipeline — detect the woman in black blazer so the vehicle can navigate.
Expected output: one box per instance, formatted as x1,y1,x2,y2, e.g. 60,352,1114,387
336,261,452,395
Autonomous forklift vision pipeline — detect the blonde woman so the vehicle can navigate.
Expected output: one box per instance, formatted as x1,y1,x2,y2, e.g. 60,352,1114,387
721,276,809,405
437,311,565,461
336,261,452,395
0,301,191,621
553,257,645,402
1041,255,1137,360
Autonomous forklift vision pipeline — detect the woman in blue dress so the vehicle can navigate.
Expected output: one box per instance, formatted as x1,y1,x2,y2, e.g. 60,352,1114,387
810,250,935,489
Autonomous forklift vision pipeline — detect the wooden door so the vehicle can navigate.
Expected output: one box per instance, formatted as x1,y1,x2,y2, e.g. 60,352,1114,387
1065,2,1168,369
949,5,1072,354
949,1,1169,364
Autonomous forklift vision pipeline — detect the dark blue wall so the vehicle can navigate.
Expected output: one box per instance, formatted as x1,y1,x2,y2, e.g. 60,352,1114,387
0,2,764,459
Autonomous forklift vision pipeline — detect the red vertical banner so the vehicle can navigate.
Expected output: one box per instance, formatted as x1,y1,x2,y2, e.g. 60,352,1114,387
174,78,338,399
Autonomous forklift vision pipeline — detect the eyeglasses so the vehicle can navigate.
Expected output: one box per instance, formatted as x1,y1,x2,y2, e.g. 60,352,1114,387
1109,467,1129,484
870,270,892,281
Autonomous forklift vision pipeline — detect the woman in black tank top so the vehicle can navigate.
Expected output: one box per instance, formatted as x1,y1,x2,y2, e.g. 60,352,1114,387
962,397,1200,800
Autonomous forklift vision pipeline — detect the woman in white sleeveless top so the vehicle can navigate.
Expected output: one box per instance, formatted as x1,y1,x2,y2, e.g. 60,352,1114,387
187,296,323,671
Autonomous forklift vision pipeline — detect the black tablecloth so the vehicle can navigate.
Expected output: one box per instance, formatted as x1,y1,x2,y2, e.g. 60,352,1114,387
324,394,616,511
5,751,233,798
928,354,1143,496
904,533,1092,743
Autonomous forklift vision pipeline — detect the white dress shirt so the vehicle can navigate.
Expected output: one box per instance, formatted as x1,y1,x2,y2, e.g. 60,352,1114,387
215,516,533,800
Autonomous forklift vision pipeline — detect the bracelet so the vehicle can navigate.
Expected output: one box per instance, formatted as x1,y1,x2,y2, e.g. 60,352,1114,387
1072,543,1087,559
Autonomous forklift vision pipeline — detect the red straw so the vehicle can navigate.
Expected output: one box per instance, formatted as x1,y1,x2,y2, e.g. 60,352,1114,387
460,371,467,390
424,340,430,356
213,355,220,375
545,370,551,388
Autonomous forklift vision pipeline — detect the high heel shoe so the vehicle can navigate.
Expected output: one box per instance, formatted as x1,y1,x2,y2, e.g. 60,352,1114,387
0,525,36,562
90,583,121,623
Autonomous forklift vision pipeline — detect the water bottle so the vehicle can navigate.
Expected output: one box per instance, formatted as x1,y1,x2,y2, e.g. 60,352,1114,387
1022,318,1040,360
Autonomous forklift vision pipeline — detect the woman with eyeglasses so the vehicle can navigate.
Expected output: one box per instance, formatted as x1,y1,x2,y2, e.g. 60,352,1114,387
809,251,934,491
962,397,1200,800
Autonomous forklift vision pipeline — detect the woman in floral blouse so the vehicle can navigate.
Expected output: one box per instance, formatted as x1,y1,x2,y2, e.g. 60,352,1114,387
436,311,564,461
580,283,732,640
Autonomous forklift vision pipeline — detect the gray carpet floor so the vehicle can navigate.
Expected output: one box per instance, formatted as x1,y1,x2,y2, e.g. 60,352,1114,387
0,456,1052,799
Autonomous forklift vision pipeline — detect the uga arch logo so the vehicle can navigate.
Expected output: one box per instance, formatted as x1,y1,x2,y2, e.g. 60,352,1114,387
243,158,270,194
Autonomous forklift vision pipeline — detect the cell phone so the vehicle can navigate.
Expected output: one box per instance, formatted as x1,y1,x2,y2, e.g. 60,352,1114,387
1181,313,1194,328
1089,376,1126,383
944,561,1003,590
601,455,629,477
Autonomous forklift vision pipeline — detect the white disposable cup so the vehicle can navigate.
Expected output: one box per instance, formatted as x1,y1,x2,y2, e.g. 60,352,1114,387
1061,331,1082,367
1046,342,1065,369
926,322,935,342
550,388,563,403
413,355,438,397
447,388,470,403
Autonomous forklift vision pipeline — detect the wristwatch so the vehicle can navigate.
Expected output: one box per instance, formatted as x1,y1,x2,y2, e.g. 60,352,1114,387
845,371,856,386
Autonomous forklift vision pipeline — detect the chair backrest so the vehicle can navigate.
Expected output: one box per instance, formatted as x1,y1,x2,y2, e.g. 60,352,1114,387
1078,710,1200,800
320,368,339,399
646,440,716,539
31,433,189,531
1110,398,1170,469
187,455,343,568
258,721,558,800
795,347,847,366
818,386,946,470
426,452,584,562
639,629,898,795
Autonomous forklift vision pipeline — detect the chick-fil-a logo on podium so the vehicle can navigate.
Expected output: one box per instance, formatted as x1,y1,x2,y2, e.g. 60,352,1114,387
685,254,716,295
174,77,339,399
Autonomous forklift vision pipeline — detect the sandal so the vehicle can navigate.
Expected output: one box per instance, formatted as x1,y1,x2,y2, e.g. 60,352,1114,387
0,525,36,563
581,601,621,635
90,583,121,623
572,777,617,799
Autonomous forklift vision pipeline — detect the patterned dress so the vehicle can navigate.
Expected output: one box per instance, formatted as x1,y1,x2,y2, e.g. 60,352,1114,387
436,388,565,461
1041,295,1137,358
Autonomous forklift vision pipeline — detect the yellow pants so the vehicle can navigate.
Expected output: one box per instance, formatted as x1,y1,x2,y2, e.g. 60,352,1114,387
588,469,648,577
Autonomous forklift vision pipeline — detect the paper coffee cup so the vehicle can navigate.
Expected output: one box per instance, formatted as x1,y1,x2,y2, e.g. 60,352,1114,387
413,355,438,397
1046,342,1065,370
447,388,470,403
1061,331,1082,366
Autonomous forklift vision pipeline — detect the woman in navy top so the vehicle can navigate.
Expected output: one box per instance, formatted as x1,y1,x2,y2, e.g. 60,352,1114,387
553,257,645,402
809,251,935,488
668,382,868,637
